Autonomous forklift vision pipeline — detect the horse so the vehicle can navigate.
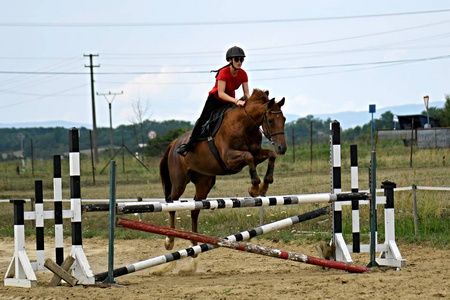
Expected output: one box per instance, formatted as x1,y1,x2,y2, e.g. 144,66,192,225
159,88,287,250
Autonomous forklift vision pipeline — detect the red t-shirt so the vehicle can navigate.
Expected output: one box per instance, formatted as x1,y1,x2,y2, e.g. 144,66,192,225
209,67,248,101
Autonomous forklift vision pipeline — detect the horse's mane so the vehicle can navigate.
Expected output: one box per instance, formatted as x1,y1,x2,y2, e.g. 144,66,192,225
244,88,269,104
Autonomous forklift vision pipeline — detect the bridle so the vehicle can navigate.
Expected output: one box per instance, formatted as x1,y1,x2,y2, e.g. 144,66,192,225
243,105,285,145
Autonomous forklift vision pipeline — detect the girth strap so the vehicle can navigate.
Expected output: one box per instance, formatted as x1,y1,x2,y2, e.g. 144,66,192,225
207,137,231,173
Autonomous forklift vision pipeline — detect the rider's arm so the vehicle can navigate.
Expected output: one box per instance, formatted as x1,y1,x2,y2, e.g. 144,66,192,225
218,80,245,107
242,82,250,99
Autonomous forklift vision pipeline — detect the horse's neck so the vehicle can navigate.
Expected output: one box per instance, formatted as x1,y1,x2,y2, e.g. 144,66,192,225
243,102,265,125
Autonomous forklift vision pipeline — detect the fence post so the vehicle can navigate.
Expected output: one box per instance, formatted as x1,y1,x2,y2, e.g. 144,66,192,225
412,184,419,236
103,160,117,284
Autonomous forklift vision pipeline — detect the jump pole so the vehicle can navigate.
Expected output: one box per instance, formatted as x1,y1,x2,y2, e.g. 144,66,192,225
82,192,370,214
117,217,370,274
95,206,331,281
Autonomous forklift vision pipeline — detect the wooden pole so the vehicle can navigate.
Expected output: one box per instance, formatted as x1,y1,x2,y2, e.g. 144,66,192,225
95,207,331,281
122,136,125,173
291,127,295,163
30,138,34,178
368,151,378,268
310,120,313,172
103,161,117,284
412,184,419,236
410,120,414,168
89,130,96,185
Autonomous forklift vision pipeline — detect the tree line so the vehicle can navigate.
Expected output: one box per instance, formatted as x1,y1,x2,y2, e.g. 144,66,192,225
1,95,449,161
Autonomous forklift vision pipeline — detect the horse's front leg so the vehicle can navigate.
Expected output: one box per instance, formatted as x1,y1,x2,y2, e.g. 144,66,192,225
225,150,260,197
253,149,277,196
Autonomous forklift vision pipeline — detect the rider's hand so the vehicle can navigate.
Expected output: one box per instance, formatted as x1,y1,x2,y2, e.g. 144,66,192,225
235,99,245,107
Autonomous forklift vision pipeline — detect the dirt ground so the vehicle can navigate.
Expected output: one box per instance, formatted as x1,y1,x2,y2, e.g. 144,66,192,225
0,237,448,300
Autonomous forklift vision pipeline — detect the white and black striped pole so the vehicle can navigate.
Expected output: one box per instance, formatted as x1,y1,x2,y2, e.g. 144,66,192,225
34,181,45,270
350,144,360,253
330,121,352,263
69,128,95,284
5,200,37,287
69,129,82,247
330,121,342,246
53,155,64,265
382,180,396,242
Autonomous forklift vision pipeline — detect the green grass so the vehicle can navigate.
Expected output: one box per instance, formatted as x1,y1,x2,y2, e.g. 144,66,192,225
0,141,449,248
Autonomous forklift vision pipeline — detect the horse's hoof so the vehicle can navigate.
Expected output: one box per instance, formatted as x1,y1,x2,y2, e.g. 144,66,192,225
165,237,174,250
259,183,269,196
248,185,259,197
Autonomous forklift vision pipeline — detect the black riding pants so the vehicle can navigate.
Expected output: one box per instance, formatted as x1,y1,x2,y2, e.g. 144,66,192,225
190,95,228,141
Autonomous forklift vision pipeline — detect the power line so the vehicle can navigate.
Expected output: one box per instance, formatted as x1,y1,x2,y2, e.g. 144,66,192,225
1,54,449,75
0,84,88,109
95,54,450,85
0,88,86,97
98,19,450,57
1,8,450,27
0,20,447,62
249,20,450,51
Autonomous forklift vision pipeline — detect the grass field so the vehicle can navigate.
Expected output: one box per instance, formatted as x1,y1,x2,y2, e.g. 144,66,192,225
0,140,449,248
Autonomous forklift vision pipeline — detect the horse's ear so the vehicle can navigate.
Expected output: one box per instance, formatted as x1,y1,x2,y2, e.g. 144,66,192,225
264,90,269,97
268,97,275,108
278,97,285,107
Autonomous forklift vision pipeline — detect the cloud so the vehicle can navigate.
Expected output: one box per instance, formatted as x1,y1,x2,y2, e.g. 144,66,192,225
109,67,214,124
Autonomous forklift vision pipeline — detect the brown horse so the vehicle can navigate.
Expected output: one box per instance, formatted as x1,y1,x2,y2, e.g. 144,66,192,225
159,89,287,250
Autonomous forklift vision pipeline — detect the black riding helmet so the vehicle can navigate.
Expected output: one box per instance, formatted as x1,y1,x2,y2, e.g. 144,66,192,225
226,46,246,61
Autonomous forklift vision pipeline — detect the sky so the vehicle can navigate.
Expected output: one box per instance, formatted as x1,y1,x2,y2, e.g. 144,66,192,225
0,1,449,129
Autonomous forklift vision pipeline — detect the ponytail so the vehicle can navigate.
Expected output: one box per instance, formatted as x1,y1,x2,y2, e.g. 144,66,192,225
210,63,231,78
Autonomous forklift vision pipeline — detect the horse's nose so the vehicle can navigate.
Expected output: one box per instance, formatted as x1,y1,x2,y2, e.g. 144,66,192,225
277,144,287,155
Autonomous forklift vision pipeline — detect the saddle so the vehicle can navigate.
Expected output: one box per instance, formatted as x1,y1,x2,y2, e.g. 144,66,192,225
197,104,235,174
198,104,233,140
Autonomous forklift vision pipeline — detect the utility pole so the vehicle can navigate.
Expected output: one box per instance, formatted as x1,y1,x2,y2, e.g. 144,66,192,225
84,54,100,164
97,91,123,157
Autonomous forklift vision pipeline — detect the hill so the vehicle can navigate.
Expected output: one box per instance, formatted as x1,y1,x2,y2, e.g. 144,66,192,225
287,102,445,129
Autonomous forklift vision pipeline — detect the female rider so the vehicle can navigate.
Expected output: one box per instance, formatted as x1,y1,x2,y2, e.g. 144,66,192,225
176,46,251,156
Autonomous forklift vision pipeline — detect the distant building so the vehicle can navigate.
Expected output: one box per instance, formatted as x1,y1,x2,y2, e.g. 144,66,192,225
396,114,439,129
378,114,449,149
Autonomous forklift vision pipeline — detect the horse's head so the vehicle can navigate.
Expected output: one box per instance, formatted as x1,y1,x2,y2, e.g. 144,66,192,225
262,96,287,155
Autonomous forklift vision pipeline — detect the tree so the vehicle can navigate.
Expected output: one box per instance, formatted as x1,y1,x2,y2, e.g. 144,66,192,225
427,94,450,127
129,98,150,161
441,94,450,127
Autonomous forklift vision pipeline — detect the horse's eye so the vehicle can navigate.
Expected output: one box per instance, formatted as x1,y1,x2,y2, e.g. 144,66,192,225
268,119,275,125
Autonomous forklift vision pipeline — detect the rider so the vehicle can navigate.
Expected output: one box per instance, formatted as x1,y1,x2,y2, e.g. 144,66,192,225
176,46,251,156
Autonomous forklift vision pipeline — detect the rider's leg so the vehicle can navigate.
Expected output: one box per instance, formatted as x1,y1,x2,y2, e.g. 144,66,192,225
177,96,218,156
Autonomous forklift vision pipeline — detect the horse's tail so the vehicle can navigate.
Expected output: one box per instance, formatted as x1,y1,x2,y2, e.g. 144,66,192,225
159,141,174,201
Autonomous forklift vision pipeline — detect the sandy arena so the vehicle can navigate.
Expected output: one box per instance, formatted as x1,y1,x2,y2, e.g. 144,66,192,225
0,237,449,299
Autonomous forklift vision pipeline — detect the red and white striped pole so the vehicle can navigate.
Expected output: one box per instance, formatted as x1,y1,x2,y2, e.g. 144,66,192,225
118,218,370,273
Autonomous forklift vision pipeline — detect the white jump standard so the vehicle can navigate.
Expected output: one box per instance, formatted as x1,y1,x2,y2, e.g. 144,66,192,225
330,120,406,268
4,128,95,288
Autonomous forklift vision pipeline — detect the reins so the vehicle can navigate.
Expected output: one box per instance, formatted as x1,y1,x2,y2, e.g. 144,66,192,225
243,105,285,145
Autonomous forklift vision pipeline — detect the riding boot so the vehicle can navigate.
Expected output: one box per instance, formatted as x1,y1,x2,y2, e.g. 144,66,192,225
176,120,203,156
